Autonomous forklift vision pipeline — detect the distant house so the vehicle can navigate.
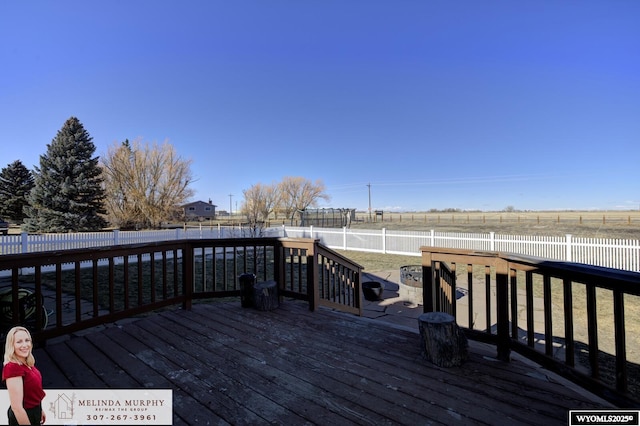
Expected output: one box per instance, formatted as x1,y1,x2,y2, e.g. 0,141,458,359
183,200,217,221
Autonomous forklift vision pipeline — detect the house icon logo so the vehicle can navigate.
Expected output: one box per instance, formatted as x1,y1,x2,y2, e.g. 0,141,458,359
50,392,75,420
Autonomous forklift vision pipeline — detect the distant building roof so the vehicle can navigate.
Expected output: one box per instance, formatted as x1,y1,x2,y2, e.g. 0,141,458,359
182,199,217,208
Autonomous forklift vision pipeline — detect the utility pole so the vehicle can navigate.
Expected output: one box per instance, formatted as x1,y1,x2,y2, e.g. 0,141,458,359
367,183,372,223
228,194,233,217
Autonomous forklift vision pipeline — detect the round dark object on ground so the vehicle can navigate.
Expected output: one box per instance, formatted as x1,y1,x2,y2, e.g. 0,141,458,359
362,281,384,301
400,265,422,288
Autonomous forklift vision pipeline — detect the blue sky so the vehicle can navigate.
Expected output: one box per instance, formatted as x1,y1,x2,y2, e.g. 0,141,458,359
1,1,639,212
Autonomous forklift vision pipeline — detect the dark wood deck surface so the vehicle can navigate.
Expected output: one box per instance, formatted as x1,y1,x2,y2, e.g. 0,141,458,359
34,299,613,425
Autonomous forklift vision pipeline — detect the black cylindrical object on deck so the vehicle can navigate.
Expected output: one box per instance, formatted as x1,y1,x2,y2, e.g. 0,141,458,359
239,273,256,308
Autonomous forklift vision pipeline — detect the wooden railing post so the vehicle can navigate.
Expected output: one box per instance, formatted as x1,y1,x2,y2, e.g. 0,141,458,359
307,241,318,312
421,250,434,313
354,269,362,316
495,259,511,361
182,243,193,311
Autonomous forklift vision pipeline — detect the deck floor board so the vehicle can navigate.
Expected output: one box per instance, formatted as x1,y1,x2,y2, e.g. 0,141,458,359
33,300,612,425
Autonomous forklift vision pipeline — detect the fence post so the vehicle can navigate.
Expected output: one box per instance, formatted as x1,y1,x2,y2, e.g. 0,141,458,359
21,232,28,253
490,232,495,251
566,234,572,262
309,225,314,239
113,230,119,246
382,228,387,254
430,229,435,247
343,227,347,250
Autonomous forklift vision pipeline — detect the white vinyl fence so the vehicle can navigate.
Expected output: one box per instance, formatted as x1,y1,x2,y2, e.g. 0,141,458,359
0,226,280,255
281,226,640,272
1,225,639,272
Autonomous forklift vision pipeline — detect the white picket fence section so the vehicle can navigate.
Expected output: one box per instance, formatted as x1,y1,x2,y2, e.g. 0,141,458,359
1,225,639,272
281,226,640,272
0,226,272,255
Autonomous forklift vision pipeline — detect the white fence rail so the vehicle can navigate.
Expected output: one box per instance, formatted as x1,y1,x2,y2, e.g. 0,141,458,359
1,225,639,272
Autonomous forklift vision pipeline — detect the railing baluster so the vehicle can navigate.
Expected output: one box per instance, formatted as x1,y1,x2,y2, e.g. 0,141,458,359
232,247,238,291
563,278,575,367
586,282,600,379
124,255,130,310
467,264,474,330
150,252,156,304
526,271,534,347
613,289,627,393
199,247,206,292
510,268,518,340
543,275,553,357
76,262,83,321
450,262,457,317
485,265,491,333
34,268,43,331
108,258,115,313
162,251,168,299
92,259,99,316
55,264,62,328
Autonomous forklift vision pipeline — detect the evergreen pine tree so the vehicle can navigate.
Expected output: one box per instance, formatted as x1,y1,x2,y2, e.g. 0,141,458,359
23,117,108,232
0,160,35,222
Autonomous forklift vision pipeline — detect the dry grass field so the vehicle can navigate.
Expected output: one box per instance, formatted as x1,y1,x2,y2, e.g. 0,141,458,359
351,210,640,240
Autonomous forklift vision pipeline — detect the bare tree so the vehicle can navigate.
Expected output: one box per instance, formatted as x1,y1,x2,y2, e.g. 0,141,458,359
277,176,330,224
243,183,279,223
242,183,279,236
101,139,194,229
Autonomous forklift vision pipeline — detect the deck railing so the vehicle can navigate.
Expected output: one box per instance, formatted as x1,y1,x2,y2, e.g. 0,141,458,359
3,237,637,406
0,238,362,343
420,246,640,407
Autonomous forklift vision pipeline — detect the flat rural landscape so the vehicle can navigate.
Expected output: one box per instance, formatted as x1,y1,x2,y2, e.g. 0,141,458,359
350,210,640,240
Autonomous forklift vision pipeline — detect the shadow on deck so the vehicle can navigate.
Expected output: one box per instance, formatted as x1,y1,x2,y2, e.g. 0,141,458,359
35,299,612,425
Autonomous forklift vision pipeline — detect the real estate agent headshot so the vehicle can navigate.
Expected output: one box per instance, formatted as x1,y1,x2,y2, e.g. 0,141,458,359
3,326,46,425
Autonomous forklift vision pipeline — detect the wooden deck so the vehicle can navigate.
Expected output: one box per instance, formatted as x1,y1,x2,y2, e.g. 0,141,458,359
34,299,613,425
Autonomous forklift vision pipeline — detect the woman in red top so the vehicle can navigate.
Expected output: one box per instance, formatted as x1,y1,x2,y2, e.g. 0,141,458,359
2,326,46,425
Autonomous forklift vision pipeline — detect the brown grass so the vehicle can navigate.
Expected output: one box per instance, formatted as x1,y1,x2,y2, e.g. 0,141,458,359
350,210,640,239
